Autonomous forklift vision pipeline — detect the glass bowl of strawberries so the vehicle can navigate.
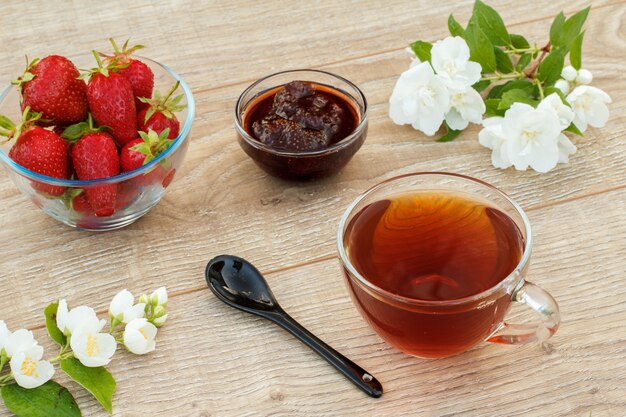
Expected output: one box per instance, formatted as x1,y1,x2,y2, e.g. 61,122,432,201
0,40,194,230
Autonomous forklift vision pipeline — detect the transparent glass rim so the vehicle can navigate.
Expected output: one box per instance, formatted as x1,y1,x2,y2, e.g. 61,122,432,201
0,56,195,186
336,172,533,307
234,69,368,157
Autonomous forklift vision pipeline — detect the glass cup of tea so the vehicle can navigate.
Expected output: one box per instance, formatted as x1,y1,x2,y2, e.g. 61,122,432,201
337,172,560,358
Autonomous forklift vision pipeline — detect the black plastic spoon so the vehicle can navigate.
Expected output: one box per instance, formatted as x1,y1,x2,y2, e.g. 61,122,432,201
205,255,383,398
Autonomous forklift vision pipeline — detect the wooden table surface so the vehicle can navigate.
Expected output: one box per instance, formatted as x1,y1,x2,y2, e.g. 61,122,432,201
0,1,625,416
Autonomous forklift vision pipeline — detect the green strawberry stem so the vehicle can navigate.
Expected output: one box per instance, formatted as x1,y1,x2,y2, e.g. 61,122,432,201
0,106,42,143
10,56,40,94
109,38,145,57
133,128,172,164
139,81,185,122
62,113,109,142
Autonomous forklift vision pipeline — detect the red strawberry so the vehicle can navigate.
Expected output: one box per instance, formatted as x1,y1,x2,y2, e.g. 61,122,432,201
67,115,120,216
86,51,137,146
161,168,176,188
102,39,154,111
13,56,88,126
137,81,185,139
71,191,93,214
1,109,70,196
120,128,172,172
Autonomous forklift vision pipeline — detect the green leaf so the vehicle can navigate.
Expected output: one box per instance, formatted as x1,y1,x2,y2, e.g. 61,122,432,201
564,122,584,136
510,34,530,49
494,47,514,73
550,12,566,46
436,122,462,142
61,358,116,415
537,47,566,86
559,7,590,50
464,19,497,72
485,98,505,117
516,53,532,70
409,40,433,62
472,79,491,92
1,381,81,417
44,302,66,346
487,79,534,99
570,31,584,70
448,14,465,37
498,88,539,110
473,0,511,46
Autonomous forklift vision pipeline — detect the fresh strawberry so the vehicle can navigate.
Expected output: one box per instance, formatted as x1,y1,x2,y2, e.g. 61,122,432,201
1,109,70,196
12,56,88,126
101,39,154,111
102,39,154,110
65,115,120,216
138,81,185,139
85,51,137,146
120,128,172,172
70,190,93,214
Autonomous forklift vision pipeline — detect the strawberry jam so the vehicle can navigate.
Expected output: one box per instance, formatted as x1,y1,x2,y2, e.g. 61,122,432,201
238,80,366,180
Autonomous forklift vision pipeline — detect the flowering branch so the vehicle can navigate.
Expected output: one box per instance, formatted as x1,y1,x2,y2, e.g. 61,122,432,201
0,287,169,416
389,1,612,173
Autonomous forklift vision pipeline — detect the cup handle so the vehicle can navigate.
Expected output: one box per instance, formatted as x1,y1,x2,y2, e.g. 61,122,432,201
487,280,560,345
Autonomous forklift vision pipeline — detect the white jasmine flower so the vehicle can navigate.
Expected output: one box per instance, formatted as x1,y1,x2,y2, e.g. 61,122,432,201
538,93,574,130
478,117,511,169
566,86,612,132
0,320,10,352
431,36,482,88
389,61,450,136
557,134,577,163
70,317,116,367
501,103,562,173
109,290,145,324
554,79,570,95
4,329,43,359
9,345,54,389
57,300,103,337
150,287,168,306
561,65,578,82
56,299,69,336
123,318,157,355
445,85,486,130
575,68,593,85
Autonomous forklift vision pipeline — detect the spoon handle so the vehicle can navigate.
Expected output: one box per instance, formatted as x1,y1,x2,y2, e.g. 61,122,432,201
268,310,383,398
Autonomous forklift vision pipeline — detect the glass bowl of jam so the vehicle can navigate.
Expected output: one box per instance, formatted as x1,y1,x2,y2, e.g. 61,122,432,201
235,70,368,180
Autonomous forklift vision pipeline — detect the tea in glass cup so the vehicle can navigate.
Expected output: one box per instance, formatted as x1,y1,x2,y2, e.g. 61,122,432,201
337,172,560,358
